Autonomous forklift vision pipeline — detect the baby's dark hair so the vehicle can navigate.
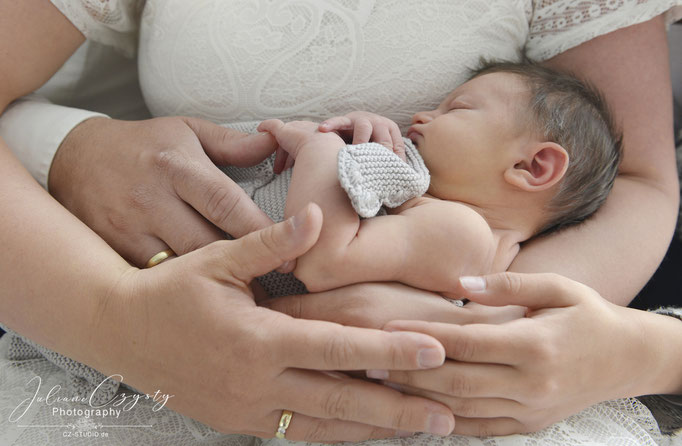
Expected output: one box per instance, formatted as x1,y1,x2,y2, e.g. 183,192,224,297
469,60,622,236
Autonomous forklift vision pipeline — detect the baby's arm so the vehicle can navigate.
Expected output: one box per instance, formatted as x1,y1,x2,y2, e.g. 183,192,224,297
259,119,496,293
300,197,497,294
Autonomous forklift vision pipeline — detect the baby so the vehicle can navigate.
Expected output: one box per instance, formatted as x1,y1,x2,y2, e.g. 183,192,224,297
258,61,622,296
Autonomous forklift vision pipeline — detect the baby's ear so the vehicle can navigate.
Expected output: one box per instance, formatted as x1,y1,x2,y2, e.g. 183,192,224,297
504,142,569,192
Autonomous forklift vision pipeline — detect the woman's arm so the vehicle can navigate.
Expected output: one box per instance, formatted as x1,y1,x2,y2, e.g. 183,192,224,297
510,15,678,305
0,0,106,348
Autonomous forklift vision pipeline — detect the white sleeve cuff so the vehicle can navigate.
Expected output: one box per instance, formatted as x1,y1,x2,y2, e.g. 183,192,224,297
0,94,108,190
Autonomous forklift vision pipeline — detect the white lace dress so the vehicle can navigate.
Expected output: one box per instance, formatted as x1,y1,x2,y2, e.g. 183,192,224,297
1,0,681,445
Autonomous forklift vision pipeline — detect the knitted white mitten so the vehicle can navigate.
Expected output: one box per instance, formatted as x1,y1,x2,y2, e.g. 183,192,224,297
337,138,430,217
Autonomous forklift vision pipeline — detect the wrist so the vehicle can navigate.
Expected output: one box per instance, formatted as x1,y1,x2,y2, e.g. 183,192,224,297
300,132,345,153
48,116,112,199
622,308,682,397
86,266,142,375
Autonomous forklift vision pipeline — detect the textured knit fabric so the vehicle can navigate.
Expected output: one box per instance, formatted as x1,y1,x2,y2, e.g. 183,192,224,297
3,332,119,405
338,138,429,218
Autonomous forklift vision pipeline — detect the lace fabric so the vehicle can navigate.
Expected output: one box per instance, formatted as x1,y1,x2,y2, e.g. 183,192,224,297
48,0,682,130
527,0,682,60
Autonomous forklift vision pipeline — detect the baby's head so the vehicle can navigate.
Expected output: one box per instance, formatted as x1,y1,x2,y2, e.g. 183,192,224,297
408,61,622,236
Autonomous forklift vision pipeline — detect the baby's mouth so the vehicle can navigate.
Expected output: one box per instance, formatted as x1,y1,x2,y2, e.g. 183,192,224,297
406,127,421,143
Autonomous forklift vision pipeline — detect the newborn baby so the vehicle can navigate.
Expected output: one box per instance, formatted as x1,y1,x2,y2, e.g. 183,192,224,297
258,61,622,296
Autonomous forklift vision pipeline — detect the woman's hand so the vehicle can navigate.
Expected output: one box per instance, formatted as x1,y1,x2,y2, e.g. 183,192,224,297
49,116,278,267
372,272,662,437
94,204,456,441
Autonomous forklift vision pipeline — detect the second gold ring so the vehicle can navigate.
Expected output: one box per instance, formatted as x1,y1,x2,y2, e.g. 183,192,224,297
275,410,293,439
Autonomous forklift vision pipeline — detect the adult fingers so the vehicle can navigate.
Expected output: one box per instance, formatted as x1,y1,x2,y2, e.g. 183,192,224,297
371,362,520,399
184,117,278,167
261,285,471,329
260,411,398,442
454,416,527,437
456,273,584,309
152,199,225,256
123,234,177,268
319,116,353,132
206,203,323,284
277,369,454,436
383,320,532,365
276,317,445,371
169,157,273,238
384,383,524,420
262,285,525,328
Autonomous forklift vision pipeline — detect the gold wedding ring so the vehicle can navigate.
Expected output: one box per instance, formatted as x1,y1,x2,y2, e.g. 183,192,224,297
275,410,293,439
145,249,176,268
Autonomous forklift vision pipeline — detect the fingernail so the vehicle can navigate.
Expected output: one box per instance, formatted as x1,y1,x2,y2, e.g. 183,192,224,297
460,276,486,292
395,430,414,438
290,205,310,231
418,347,444,368
366,369,389,380
427,414,454,436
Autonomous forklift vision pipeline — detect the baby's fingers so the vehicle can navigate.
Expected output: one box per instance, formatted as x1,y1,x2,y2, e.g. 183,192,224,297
257,119,286,135
370,123,405,160
389,125,406,160
352,118,373,144
319,116,353,132
371,125,393,150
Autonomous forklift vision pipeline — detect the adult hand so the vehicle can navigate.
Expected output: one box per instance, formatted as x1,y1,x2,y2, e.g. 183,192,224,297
373,272,652,436
49,116,277,267
262,283,526,329
93,204,456,441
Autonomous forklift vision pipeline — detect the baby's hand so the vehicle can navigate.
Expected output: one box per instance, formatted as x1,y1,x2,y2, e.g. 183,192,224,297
258,119,344,173
319,111,406,160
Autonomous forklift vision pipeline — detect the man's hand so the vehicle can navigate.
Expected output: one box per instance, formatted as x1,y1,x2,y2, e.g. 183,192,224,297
49,116,277,267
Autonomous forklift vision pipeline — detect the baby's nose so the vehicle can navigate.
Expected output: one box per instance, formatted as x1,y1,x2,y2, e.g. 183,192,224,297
411,111,433,124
